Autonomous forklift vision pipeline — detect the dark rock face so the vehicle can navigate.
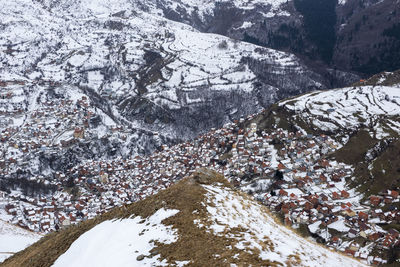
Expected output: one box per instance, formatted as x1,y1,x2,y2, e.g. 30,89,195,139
334,0,400,75
293,0,337,63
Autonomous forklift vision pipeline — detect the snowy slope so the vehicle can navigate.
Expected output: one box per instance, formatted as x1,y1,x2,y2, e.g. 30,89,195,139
140,0,290,20
279,85,400,138
0,220,42,263
0,0,337,178
52,208,179,267
37,0,290,20
247,77,400,201
30,170,368,267
197,183,366,267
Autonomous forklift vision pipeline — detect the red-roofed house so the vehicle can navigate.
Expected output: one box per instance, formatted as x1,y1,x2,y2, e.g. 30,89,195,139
341,190,350,198
332,191,341,200
279,189,288,197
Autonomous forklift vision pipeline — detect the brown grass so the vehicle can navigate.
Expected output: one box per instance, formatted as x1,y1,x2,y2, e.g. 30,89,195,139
2,168,366,267
331,129,376,165
1,169,279,267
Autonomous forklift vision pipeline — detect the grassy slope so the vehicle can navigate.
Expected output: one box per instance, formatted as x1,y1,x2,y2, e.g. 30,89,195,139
1,170,280,267
331,130,400,197
3,169,363,267
369,140,400,195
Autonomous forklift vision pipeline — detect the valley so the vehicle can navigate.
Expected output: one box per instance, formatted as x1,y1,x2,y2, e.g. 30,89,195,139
2,80,400,264
1,0,400,266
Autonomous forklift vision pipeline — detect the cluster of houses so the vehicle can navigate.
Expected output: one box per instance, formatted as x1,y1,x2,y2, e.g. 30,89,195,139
1,84,400,264
0,81,140,180
248,129,400,265
0,83,88,174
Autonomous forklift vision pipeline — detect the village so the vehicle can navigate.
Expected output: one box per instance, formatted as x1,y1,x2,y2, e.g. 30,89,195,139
0,83,400,265
0,80,141,181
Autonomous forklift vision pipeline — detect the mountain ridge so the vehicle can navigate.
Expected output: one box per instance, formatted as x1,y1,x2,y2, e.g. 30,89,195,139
2,169,367,267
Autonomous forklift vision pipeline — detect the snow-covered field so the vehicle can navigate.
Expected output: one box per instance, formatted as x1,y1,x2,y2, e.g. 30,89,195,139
0,220,42,263
280,85,400,138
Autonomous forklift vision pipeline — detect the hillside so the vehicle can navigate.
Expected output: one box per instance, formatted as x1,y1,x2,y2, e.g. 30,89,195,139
1,72,400,263
1,1,400,265
0,0,359,185
2,169,366,267
134,0,400,75
248,71,400,197
334,0,400,75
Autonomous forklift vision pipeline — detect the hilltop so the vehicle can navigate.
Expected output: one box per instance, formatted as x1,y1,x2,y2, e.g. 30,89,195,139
2,169,366,267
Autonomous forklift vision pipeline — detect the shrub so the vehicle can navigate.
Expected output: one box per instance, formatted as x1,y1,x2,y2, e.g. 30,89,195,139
218,40,228,49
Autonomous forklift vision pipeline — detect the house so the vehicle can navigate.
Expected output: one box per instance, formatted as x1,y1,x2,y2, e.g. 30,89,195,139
279,189,288,197
5,204,15,214
332,191,341,200
360,231,368,239
319,159,330,168
358,211,368,221
341,190,350,198
99,171,109,184
370,195,382,206
331,236,340,244
388,229,400,238
61,218,71,228
382,235,396,248
281,203,290,214
368,232,382,242
348,228,358,238
73,127,85,139
348,242,359,252
319,193,328,201
278,162,286,170
304,201,313,211
345,248,355,256
61,137,77,147
390,190,399,199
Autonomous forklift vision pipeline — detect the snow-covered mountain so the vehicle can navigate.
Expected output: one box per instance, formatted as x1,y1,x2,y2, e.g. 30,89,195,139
2,169,367,267
123,0,400,75
0,0,359,179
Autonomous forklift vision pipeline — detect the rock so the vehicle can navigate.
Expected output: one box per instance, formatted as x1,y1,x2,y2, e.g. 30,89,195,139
136,254,145,261
191,168,220,185
149,249,159,257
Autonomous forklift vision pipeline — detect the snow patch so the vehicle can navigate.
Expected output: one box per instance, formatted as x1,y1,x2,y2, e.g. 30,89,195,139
52,208,179,267
0,220,42,263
